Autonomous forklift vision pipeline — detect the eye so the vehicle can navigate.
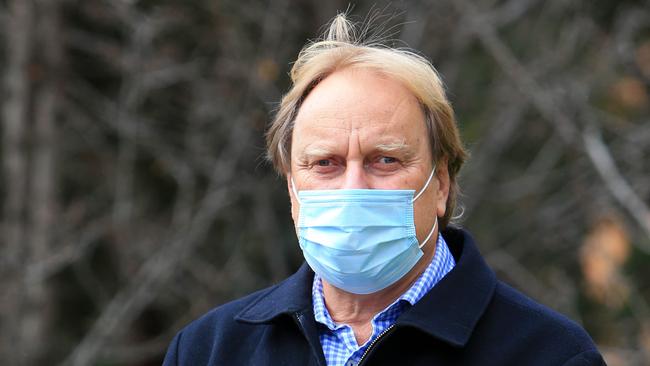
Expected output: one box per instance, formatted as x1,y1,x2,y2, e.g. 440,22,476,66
369,155,401,174
379,156,397,164
316,159,331,166
309,158,340,175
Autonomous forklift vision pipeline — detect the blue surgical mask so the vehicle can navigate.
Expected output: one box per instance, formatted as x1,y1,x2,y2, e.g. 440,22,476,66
291,167,437,294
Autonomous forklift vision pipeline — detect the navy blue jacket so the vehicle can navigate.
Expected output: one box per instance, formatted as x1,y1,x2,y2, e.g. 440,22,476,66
163,228,605,365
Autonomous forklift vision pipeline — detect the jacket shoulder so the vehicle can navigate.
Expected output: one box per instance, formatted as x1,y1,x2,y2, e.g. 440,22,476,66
187,284,277,332
494,282,593,342
162,284,280,365
486,281,604,364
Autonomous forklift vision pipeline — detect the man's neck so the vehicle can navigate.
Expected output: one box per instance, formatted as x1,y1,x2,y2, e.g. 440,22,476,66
321,241,437,345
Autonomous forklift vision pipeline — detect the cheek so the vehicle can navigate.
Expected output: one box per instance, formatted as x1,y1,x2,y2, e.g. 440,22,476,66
289,190,303,227
413,190,438,238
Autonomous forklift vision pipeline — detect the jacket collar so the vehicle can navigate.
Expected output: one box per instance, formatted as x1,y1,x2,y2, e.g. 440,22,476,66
397,227,496,347
235,263,314,323
235,227,496,348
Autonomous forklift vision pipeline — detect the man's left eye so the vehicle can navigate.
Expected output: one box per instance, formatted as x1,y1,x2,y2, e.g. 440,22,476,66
379,156,397,164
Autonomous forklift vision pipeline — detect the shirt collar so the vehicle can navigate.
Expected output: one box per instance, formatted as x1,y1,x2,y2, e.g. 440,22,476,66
235,227,497,348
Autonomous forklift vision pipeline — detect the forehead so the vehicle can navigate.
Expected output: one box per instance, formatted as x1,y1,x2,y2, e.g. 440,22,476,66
292,68,427,151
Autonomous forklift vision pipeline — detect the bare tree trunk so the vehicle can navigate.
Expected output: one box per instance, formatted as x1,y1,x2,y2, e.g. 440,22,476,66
22,0,62,363
1,0,34,363
31,0,61,274
1,1,32,267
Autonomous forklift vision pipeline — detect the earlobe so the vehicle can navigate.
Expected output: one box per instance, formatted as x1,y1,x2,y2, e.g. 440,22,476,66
285,173,291,196
435,161,450,218
436,190,447,218
286,173,292,197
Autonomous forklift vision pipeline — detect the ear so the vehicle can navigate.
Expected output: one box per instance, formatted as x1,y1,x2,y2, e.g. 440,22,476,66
286,173,293,198
287,173,299,223
435,160,450,218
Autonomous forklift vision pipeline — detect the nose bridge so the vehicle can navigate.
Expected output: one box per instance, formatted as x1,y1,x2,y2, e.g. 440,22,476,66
341,128,369,189
343,161,369,189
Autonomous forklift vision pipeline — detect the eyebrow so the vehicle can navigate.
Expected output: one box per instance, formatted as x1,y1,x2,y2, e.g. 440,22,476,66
374,141,416,160
298,145,337,161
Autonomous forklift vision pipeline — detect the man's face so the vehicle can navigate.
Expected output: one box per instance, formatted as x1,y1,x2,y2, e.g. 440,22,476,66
288,67,450,247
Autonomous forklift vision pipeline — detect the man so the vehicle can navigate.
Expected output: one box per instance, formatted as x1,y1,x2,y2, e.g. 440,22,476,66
163,14,605,366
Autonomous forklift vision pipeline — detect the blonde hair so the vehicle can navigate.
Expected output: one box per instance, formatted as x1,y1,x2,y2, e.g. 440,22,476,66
266,13,468,227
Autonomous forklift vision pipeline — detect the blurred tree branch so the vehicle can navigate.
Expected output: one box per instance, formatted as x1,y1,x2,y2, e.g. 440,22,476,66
454,0,650,251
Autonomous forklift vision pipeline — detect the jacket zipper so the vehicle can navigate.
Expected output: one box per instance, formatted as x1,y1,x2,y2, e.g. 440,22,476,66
294,312,326,366
294,312,306,329
357,324,396,365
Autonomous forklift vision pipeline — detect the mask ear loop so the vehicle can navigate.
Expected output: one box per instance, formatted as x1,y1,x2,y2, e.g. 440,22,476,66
290,176,302,205
418,217,437,249
412,166,438,249
412,165,436,202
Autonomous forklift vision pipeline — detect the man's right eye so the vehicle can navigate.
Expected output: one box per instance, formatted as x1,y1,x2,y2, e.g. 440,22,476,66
316,159,331,166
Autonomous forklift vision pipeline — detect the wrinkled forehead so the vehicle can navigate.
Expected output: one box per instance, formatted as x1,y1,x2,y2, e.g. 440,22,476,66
292,68,427,139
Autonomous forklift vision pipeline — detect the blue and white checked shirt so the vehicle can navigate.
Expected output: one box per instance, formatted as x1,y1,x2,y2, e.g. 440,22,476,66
312,234,456,366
